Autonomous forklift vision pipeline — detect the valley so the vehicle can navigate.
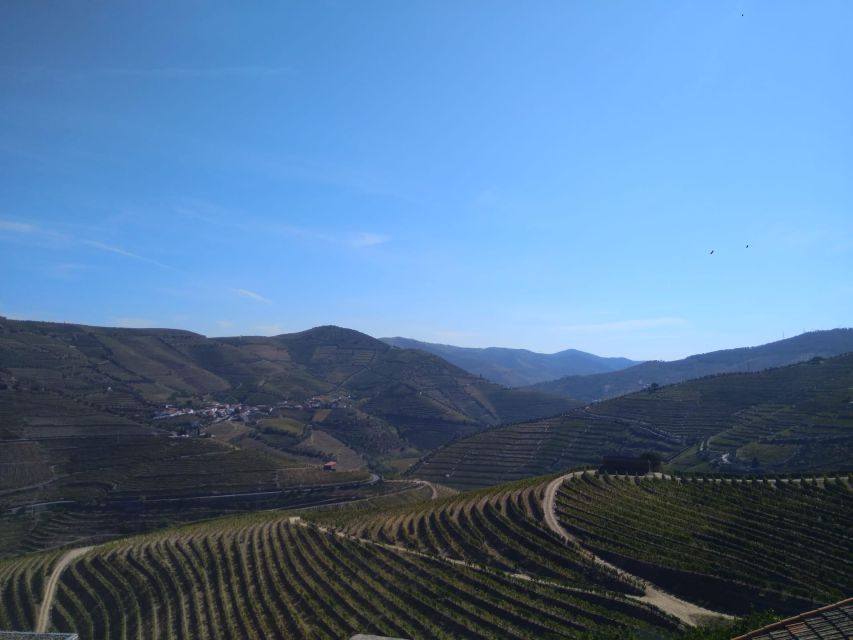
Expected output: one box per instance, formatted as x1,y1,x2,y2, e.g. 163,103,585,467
1,319,851,638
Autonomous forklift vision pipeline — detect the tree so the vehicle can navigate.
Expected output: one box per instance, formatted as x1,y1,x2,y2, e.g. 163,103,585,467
639,451,662,471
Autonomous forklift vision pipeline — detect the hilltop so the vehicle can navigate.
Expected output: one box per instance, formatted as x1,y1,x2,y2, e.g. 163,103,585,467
413,352,853,489
532,329,853,402
381,336,639,387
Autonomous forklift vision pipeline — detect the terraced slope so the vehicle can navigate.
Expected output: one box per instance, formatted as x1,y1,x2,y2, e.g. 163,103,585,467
307,476,641,594
0,386,370,537
554,474,853,615
0,513,678,639
411,416,679,490
414,354,853,488
0,549,59,631
0,466,374,559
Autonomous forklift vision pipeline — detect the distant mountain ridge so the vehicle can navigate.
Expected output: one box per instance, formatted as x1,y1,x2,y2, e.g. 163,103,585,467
531,328,853,402
380,336,639,387
0,318,576,452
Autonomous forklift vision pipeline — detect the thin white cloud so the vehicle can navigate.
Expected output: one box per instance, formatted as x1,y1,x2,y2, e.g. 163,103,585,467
348,232,390,248
0,218,70,248
0,218,180,271
560,317,687,334
84,240,142,259
171,200,393,251
0,220,39,233
233,288,271,304
83,239,179,271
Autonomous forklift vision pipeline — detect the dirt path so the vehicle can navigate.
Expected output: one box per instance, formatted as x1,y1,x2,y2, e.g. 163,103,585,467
36,546,93,632
542,472,728,626
291,516,650,613
416,479,439,499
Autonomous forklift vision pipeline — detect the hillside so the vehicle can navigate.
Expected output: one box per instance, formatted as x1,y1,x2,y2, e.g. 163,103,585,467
0,318,574,450
0,317,575,547
1,471,847,638
382,336,638,387
532,329,853,402
554,474,851,614
413,353,853,488
312,472,851,616
0,476,677,639
0,488,679,639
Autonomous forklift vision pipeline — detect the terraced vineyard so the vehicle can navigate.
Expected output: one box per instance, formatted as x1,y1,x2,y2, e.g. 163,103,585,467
309,476,646,594
0,549,59,630
554,474,853,615
412,416,679,490
0,470,373,559
0,510,678,639
414,354,853,488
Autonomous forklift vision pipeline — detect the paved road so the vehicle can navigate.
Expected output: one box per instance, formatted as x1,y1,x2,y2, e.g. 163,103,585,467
542,471,729,627
36,546,93,632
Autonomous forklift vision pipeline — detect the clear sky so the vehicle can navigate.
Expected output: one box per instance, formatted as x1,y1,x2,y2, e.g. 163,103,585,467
1,1,851,360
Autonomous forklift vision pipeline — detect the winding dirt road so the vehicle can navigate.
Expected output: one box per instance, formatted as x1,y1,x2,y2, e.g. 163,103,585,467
542,472,729,626
36,546,93,632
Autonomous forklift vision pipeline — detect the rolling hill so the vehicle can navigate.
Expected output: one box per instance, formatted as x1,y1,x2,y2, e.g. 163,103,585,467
412,352,853,489
532,329,853,402
381,336,639,387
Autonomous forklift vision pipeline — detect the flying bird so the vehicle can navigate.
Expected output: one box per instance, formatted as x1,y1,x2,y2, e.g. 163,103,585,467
746,244,749,248
710,250,715,255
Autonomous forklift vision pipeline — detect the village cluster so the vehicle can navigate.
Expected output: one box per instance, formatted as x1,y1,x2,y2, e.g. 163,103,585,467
152,393,355,444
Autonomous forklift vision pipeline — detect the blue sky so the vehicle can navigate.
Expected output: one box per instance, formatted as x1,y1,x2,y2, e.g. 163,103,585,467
1,1,851,360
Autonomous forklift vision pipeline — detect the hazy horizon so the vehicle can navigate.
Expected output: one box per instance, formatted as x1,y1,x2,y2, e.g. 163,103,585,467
2,2,851,361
